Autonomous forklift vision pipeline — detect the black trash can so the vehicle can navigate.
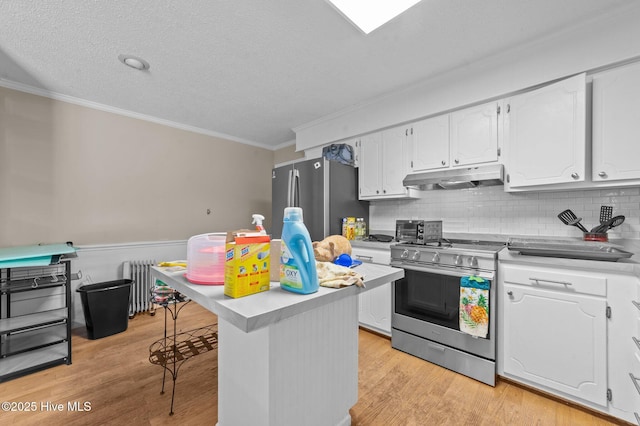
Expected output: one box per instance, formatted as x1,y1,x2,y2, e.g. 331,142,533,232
76,279,133,339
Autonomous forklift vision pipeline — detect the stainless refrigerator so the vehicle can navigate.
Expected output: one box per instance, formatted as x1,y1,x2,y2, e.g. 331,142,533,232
271,158,369,241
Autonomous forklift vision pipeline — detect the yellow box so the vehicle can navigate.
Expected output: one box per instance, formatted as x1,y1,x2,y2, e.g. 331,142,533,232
224,231,271,298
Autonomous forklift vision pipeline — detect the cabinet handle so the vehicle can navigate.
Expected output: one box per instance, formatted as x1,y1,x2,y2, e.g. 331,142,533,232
376,190,379,194
529,277,572,286
427,342,446,352
454,159,459,164
355,255,373,263
633,300,640,311
507,104,511,113
507,291,513,296
630,373,640,396
633,337,640,351
571,172,579,180
383,189,386,194
441,160,446,166
598,171,607,178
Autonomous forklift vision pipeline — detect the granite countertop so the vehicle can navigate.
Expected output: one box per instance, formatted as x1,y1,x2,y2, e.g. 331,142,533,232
151,262,404,333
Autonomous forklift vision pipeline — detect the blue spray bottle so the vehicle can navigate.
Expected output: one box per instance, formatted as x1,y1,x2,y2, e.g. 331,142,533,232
280,207,319,294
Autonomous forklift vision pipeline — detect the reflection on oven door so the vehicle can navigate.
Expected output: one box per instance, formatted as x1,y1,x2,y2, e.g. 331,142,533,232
397,270,461,327
407,279,454,318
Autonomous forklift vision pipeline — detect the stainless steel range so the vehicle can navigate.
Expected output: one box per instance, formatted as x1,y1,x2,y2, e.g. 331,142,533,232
390,238,504,386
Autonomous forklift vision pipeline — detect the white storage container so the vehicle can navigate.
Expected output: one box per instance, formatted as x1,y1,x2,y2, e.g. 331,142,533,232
185,233,226,285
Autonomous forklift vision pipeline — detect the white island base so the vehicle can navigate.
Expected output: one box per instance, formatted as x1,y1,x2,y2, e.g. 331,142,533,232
151,263,403,426
219,294,357,426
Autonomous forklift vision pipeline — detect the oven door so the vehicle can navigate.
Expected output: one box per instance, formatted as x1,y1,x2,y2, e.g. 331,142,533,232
392,264,495,360
395,221,421,244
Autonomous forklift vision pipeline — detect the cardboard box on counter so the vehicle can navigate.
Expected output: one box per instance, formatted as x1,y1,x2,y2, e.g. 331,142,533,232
270,239,281,282
224,229,271,298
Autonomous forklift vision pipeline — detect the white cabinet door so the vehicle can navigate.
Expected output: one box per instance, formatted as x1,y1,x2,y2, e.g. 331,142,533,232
592,61,640,182
358,282,391,336
411,114,449,171
450,101,499,167
381,126,409,196
358,128,417,200
504,73,586,188
606,273,640,419
353,246,392,336
358,132,382,198
503,283,607,406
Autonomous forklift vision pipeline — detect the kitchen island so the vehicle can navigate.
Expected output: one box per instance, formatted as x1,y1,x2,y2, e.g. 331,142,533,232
151,262,404,426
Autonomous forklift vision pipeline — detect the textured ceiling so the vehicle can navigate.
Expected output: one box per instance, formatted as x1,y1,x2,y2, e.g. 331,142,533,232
0,0,635,150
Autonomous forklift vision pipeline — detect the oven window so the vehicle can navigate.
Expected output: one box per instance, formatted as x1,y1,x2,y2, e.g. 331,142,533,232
395,269,461,330
396,223,416,242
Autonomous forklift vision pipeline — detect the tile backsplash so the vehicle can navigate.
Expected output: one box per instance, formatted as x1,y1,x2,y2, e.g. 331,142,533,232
369,186,640,240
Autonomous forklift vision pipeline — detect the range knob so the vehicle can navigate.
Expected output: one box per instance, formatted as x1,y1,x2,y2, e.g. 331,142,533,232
454,254,463,266
401,249,409,259
432,252,440,263
411,251,421,261
469,256,478,268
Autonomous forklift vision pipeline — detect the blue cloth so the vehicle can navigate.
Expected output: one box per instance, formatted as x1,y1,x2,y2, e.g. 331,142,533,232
460,275,490,290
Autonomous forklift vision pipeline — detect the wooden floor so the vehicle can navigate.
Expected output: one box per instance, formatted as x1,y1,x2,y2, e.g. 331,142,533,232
0,303,626,426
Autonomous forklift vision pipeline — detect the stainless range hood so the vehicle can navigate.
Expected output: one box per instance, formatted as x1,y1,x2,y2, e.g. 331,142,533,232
403,164,504,190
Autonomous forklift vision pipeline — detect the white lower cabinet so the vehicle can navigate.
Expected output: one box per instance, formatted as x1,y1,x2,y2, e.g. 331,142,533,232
502,277,607,405
607,273,640,421
352,246,391,336
358,283,391,336
499,257,640,424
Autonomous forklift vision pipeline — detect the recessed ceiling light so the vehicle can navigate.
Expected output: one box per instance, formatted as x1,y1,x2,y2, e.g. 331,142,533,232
118,54,150,71
326,0,422,34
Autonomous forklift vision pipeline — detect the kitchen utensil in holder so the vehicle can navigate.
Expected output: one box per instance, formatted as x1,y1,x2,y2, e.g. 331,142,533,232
558,209,589,233
590,215,625,234
599,206,613,224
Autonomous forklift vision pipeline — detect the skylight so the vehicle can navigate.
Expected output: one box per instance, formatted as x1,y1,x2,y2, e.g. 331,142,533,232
326,0,423,34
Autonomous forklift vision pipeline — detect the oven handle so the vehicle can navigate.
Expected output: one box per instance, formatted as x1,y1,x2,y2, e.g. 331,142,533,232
395,263,494,281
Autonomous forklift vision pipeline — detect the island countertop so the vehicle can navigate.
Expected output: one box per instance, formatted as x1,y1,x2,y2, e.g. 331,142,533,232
151,262,404,333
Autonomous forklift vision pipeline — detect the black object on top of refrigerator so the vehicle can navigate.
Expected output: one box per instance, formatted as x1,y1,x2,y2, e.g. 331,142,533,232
271,158,369,241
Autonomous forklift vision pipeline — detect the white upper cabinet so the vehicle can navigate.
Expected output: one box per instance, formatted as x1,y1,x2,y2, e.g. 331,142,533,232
358,131,383,198
592,61,640,182
450,101,500,167
381,126,411,196
503,73,586,189
358,126,417,199
411,114,449,171
411,101,499,173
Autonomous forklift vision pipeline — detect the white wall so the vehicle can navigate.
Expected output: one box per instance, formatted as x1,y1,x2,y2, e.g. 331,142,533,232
70,240,187,328
293,5,640,246
295,3,640,150
369,186,640,241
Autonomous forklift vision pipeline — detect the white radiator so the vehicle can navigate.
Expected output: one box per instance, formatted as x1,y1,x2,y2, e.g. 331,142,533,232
123,260,156,317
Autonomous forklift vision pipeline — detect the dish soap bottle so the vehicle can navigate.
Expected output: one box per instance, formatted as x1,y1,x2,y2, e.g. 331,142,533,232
280,207,318,294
